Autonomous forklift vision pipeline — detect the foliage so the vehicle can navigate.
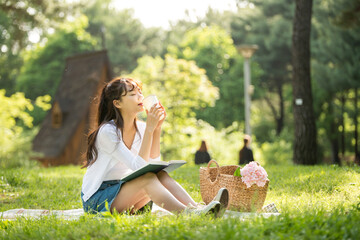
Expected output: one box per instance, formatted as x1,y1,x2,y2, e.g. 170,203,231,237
0,0,79,93
15,16,96,102
168,24,263,128
332,0,360,28
0,90,49,168
1,0,360,167
260,138,293,166
209,57,262,129
251,97,294,166
0,90,33,151
0,0,77,48
169,25,236,83
82,0,165,75
312,0,360,93
312,0,360,164
182,120,245,166
231,0,294,135
1,165,360,239
0,47,22,95
0,128,39,169
131,54,218,160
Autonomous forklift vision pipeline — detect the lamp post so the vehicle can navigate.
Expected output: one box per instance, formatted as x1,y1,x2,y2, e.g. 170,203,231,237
237,44,258,135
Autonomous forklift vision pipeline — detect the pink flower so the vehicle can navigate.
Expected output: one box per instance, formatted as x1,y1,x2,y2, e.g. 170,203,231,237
240,161,268,188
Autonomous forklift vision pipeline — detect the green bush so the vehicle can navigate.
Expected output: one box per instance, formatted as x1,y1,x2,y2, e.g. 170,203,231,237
260,140,293,165
0,90,48,169
255,125,294,166
0,129,40,169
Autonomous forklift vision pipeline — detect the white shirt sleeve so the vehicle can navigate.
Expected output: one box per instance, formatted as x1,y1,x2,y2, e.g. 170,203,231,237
97,124,147,170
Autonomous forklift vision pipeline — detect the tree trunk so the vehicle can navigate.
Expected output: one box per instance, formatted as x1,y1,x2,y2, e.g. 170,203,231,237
329,100,341,165
276,82,285,135
292,0,317,165
340,92,345,157
264,82,285,136
355,88,360,165
330,137,341,165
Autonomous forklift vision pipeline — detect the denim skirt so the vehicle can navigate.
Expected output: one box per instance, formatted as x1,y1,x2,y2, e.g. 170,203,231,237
81,180,125,214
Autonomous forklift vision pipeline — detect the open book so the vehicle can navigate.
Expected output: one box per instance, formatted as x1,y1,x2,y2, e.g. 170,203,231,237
121,160,187,182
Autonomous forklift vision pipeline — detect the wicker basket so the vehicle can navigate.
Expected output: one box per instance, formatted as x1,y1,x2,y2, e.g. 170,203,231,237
199,160,269,212
199,160,222,204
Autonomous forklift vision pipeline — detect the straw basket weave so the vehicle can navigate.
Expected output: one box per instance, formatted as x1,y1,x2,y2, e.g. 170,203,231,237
199,160,269,212
199,160,222,204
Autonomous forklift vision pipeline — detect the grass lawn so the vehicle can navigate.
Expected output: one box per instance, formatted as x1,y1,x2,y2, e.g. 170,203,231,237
1,163,360,239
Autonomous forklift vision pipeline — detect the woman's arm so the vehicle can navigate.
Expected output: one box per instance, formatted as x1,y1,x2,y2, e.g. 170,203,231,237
138,104,164,161
150,102,166,160
150,129,161,159
138,127,154,162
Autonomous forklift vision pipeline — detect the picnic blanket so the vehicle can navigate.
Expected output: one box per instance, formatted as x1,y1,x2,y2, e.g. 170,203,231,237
1,203,280,220
0,208,85,220
0,204,171,220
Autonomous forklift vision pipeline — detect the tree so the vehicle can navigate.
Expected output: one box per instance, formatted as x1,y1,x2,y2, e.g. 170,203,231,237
333,0,360,28
312,0,360,165
231,0,295,135
15,16,95,125
169,25,236,83
0,89,33,164
168,25,251,128
0,0,78,93
16,16,95,100
0,89,50,168
131,55,218,160
292,0,317,165
82,0,165,74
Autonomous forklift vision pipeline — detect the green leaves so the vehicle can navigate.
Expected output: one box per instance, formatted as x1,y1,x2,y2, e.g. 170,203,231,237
16,17,96,101
83,1,165,74
132,54,218,160
0,90,35,165
233,167,242,177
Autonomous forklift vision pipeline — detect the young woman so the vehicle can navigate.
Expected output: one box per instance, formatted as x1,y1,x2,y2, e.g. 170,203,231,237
81,77,228,217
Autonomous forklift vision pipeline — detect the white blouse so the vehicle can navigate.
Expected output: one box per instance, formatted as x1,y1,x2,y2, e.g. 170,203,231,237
81,120,161,202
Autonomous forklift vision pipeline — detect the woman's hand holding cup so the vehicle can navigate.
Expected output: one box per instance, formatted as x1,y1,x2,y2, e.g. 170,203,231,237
143,95,166,132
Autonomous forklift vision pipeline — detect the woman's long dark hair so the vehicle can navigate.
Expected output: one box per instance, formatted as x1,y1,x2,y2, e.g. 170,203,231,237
82,77,142,168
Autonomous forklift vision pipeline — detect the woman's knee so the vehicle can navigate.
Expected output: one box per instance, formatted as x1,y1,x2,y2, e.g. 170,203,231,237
157,170,170,179
137,172,158,185
142,172,157,179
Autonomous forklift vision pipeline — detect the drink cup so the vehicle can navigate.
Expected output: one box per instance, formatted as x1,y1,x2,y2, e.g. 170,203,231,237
143,95,164,120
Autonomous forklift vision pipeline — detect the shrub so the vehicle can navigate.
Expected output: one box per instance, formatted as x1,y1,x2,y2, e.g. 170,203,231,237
0,90,49,168
260,140,293,165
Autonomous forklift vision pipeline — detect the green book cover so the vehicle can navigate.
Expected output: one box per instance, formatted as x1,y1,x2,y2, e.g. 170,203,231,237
121,160,186,182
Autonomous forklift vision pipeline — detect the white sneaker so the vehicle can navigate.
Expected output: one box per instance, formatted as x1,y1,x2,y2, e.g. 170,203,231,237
211,188,229,217
184,201,221,217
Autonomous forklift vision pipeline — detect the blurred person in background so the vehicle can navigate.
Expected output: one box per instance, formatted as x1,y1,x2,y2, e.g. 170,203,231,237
195,140,211,165
239,135,254,165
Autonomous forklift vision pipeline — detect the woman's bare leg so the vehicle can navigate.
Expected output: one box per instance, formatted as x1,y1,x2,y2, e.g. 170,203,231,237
123,193,151,214
111,172,186,213
133,194,151,210
156,170,197,207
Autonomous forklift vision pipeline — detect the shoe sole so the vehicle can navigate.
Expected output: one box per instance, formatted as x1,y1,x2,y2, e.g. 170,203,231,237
214,188,229,217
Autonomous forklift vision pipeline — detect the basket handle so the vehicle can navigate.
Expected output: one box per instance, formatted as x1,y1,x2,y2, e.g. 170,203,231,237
206,159,220,183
